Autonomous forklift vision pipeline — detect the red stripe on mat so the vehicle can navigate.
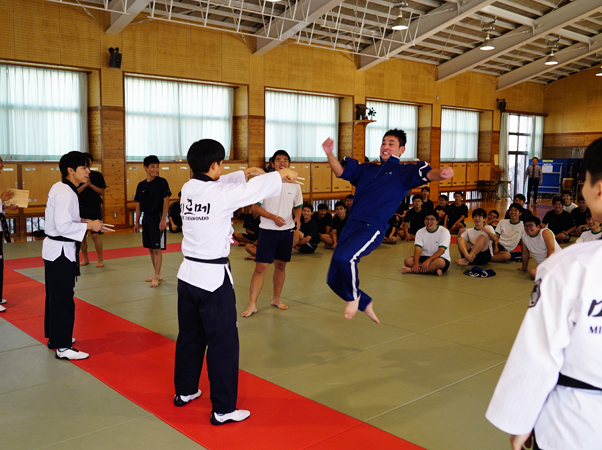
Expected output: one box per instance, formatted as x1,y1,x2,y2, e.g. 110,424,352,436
2,265,423,450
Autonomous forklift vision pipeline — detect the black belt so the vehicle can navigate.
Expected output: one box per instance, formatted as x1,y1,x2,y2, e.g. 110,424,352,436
185,256,229,265
557,373,602,391
47,235,81,277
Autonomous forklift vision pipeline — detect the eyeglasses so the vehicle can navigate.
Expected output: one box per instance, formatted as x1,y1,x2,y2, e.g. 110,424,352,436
425,218,437,222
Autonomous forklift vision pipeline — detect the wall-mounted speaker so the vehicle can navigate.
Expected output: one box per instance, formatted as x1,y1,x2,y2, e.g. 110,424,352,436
109,47,122,69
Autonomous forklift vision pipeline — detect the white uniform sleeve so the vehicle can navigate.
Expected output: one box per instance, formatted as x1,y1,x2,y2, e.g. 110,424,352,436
52,190,87,241
222,171,282,212
217,170,246,185
486,264,578,435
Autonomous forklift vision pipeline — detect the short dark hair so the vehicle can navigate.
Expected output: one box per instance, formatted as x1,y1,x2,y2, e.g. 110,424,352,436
586,211,593,220
439,194,448,201
472,208,487,218
454,191,464,198
424,210,437,220
583,137,602,184
345,194,354,200
488,209,499,218
578,196,585,202
187,139,225,174
272,150,291,162
421,186,430,193
532,157,539,161
383,129,407,147
59,151,88,178
318,203,328,211
143,155,160,167
508,203,523,212
562,190,572,197
514,194,526,202
524,217,541,227
302,203,314,212
334,200,346,209
552,196,563,205
82,152,93,165
412,195,423,203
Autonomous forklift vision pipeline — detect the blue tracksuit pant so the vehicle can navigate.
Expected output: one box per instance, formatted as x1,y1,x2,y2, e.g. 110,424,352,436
326,219,384,311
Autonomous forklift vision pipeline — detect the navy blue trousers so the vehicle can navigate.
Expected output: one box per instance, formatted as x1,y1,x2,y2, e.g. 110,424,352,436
326,220,383,311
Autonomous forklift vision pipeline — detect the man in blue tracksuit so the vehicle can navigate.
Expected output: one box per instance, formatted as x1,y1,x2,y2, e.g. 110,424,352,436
323,130,453,324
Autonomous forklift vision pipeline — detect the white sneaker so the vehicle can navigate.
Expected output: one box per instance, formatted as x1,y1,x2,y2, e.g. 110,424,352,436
173,389,202,407
210,409,250,425
0,304,5,312
55,347,89,360
0,299,6,304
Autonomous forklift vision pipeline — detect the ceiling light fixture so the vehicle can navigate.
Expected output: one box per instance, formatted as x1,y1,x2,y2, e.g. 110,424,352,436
544,38,559,66
479,20,496,51
391,1,409,31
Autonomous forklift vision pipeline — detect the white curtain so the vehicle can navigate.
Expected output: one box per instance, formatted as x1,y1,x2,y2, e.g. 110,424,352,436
366,100,418,161
529,115,544,159
265,91,338,161
498,112,510,199
125,77,233,161
0,64,87,160
440,109,479,161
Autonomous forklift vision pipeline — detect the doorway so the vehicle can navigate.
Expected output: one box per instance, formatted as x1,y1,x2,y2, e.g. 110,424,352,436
508,151,528,199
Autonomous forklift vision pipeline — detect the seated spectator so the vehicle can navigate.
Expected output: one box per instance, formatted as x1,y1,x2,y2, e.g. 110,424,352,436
402,211,451,276
575,212,601,243
312,203,333,238
321,201,347,249
345,194,354,211
395,200,409,224
444,191,468,234
399,195,427,241
233,210,261,245
569,196,589,237
454,208,498,266
504,194,533,222
294,203,320,253
491,203,523,262
382,215,398,245
562,189,578,213
434,194,448,226
542,196,574,243
168,192,183,233
487,209,500,229
519,216,561,279
420,186,434,210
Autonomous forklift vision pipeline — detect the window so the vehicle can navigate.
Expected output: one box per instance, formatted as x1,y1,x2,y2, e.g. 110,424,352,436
265,91,339,161
508,114,543,159
440,109,479,161
365,100,418,161
125,77,233,161
0,64,87,160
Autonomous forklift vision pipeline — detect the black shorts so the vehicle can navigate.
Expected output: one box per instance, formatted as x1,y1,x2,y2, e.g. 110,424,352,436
80,205,103,235
297,242,317,254
142,213,166,250
419,255,450,273
473,249,492,265
242,233,257,242
255,228,294,263
497,243,508,252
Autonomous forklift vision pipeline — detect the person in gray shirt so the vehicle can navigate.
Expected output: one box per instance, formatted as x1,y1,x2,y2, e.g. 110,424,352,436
525,157,543,204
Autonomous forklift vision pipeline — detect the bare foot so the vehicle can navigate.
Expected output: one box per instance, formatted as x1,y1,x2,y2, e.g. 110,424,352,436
271,300,288,310
401,267,412,274
364,301,380,324
244,256,256,261
145,276,164,282
80,259,89,267
437,269,443,276
344,297,360,320
455,258,470,266
150,276,160,288
241,305,258,317
95,260,104,268
466,253,475,263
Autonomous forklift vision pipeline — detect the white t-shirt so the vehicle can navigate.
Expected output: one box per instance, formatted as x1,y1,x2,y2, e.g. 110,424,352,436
575,229,602,243
415,225,451,262
460,225,495,255
496,219,523,251
258,182,303,231
521,228,561,264
563,203,578,213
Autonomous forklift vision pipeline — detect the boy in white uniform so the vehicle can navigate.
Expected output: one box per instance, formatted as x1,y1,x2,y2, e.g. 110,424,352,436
44,152,103,360
486,136,602,450
455,208,498,266
519,217,561,279
173,139,297,425
491,203,523,263
402,210,451,276
575,212,601,243
241,150,303,318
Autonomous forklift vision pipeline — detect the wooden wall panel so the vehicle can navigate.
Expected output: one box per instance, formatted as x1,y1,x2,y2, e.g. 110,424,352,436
191,28,222,81
121,18,158,75
289,163,311,194
312,48,334,94
249,54,265,116
288,45,314,91
248,116,265,169
478,130,492,163
59,6,101,68
354,66,366,104
264,46,288,89
365,64,385,99
0,164,18,191
338,123,353,160
157,22,191,79
88,109,101,162
221,34,250,85
22,164,61,206
333,52,355,96
312,163,332,193
417,128,431,162
0,0,16,60
232,117,249,161
125,163,145,201
99,12,122,75
101,68,123,108
383,59,402,101
13,0,60,64
101,109,126,223
88,71,101,108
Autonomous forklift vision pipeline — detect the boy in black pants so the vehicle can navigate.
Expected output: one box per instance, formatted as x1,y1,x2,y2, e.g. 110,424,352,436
134,155,171,288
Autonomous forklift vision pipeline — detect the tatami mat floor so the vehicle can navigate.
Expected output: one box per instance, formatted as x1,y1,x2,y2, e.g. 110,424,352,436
1,199,548,450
